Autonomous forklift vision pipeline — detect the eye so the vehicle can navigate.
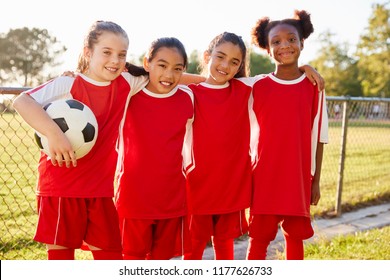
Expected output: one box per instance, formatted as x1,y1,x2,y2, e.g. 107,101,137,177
119,53,127,59
289,37,297,43
158,64,167,69
175,67,184,72
271,40,280,46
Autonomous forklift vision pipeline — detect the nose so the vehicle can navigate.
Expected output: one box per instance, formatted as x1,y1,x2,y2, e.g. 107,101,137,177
163,68,174,79
220,59,229,69
111,55,120,64
280,40,290,48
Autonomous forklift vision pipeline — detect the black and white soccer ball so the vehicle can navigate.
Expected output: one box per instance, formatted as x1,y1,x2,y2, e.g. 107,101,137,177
34,99,98,159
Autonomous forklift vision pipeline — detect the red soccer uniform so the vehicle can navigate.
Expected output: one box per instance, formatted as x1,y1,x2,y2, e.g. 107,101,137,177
115,86,194,219
251,73,328,218
26,73,147,198
186,78,259,215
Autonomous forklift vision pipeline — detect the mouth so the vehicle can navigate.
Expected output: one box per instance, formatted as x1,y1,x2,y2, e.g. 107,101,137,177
278,51,294,58
105,66,119,73
217,69,228,76
160,81,174,87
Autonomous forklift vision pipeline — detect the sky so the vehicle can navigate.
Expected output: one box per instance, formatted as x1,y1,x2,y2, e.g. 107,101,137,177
1,0,387,76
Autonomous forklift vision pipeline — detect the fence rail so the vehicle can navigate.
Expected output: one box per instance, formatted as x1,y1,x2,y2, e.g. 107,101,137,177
1,88,390,260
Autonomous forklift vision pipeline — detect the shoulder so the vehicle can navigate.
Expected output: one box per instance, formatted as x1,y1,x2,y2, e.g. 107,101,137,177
25,76,75,103
236,74,268,87
120,72,148,84
178,85,194,103
120,72,148,95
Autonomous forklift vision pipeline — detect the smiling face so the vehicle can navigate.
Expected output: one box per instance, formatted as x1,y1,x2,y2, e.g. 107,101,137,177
204,41,243,85
85,32,128,82
143,47,185,94
267,24,304,67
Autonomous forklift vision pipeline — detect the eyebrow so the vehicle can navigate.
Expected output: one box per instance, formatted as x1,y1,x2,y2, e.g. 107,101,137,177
215,51,241,63
157,58,185,67
101,46,127,53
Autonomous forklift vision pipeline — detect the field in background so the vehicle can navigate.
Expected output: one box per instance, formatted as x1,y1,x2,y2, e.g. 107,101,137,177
1,113,389,259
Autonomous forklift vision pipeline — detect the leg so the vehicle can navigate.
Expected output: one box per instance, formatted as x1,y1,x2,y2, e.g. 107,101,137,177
183,238,208,260
280,216,314,260
47,244,75,260
118,217,152,260
184,215,212,260
212,237,234,260
149,218,186,260
284,235,304,260
123,254,145,260
212,210,248,260
35,197,87,260
246,237,269,260
85,198,124,260
246,214,280,260
89,244,123,260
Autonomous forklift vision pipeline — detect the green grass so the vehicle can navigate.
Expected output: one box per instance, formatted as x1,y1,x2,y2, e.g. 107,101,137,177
313,121,390,217
1,113,390,259
304,226,390,260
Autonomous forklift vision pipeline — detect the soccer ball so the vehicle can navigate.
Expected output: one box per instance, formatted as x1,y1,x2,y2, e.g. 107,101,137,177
34,99,98,160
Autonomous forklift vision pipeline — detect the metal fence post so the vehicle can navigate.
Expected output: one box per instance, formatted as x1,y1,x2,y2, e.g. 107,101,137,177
335,99,349,216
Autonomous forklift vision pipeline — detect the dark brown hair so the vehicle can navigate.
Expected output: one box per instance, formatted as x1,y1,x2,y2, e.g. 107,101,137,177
251,10,314,50
125,37,188,76
202,32,249,78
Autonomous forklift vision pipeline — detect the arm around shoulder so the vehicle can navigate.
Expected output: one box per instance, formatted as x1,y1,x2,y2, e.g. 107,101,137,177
180,73,206,85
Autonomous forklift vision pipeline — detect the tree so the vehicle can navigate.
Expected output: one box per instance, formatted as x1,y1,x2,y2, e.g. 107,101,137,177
248,50,274,76
355,3,390,97
309,31,362,96
187,50,201,74
0,27,66,87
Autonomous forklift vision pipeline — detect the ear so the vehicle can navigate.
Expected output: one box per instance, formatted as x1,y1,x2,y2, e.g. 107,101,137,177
266,47,272,57
203,51,211,64
143,56,150,72
84,46,92,61
300,39,304,50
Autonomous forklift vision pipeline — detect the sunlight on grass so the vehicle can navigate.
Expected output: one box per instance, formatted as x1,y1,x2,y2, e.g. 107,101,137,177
1,114,390,259
305,226,390,260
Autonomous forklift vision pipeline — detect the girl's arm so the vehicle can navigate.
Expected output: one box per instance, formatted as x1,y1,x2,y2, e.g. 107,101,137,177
299,65,325,91
13,93,77,168
311,142,324,206
179,73,206,85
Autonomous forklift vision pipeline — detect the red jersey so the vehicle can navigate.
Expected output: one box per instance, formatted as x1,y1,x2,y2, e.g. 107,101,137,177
251,73,328,217
115,86,194,219
186,79,259,215
26,73,147,197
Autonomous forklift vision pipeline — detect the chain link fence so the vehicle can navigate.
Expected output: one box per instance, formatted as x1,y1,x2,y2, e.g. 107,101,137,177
1,88,390,260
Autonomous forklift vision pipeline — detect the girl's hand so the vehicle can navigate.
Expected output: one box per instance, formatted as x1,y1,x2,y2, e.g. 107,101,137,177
61,71,76,78
46,131,77,168
300,65,325,91
310,180,321,206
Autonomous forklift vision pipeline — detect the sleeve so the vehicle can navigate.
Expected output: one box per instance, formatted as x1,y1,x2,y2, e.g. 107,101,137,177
236,74,267,87
121,72,149,96
179,85,195,175
249,92,260,168
319,90,329,144
24,76,74,106
311,89,329,175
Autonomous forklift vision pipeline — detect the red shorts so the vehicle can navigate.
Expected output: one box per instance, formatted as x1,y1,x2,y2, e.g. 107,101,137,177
188,210,248,242
119,216,191,260
248,214,314,241
34,196,122,251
